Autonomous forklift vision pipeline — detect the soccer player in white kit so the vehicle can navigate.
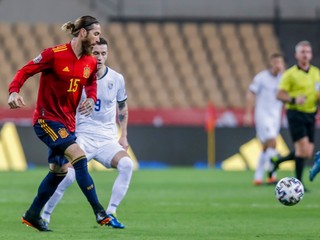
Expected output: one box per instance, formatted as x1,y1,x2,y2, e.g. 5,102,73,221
244,53,285,185
41,37,133,228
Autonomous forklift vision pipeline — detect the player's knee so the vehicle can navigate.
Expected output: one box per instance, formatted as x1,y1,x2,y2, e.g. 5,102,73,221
65,167,76,185
306,152,313,159
296,152,309,159
118,157,133,174
50,163,69,173
71,156,87,170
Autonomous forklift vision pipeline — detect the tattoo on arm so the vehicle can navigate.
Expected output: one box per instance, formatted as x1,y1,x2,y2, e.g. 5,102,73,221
118,114,125,122
118,101,126,110
118,100,127,123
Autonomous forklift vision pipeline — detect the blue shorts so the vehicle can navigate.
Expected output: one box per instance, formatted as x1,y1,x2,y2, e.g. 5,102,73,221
34,119,76,166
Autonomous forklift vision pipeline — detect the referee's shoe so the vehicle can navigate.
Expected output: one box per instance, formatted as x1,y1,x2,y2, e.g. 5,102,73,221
309,151,320,182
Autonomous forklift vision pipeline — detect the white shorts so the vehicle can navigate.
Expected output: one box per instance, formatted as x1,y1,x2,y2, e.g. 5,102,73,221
255,120,280,143
76,134,125,168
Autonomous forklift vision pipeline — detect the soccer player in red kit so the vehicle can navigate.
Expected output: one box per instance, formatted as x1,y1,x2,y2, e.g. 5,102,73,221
8,15,110,231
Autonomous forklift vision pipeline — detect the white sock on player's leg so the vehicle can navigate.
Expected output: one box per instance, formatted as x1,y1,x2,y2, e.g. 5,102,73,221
107,157,133,214
265,147,278,178
41,167,76,223
254,152,267,183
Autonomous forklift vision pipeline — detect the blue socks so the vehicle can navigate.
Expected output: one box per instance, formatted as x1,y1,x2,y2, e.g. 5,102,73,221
72,156,104,213
28,171,66,217
27,156,104,218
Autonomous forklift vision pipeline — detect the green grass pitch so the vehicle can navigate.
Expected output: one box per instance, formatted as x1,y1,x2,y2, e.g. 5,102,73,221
0,168,320,240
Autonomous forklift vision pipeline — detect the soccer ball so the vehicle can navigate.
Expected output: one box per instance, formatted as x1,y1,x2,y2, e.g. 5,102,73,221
275,177,304,206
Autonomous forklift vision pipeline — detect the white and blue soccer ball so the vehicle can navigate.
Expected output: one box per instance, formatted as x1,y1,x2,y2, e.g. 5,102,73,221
275,177,304,206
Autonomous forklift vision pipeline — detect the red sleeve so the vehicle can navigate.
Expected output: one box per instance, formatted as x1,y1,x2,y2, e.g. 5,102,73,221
8,48,54,94
84,64,98,103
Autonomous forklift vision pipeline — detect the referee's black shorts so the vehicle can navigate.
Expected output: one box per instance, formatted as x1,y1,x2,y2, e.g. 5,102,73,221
286,109,317,143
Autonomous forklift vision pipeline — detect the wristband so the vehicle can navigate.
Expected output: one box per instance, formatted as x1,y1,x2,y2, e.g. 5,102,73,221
290,97,296,104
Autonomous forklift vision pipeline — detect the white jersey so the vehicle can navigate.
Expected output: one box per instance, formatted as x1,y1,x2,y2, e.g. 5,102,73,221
249,69,283,142
76,67,127,140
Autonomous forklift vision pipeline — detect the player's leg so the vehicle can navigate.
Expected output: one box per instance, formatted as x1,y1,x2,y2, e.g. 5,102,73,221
108,151,133,210
307,113,320,181
309,151,320,181
294,137,313,182
263,138,278,184
262,123,281,183
287,111,315,184
269,150,295,173
22,161,68,231
253,123,269,185
41,135,94,224
22,121,73,231
41,163,75,223
106,152,133,228
253,151,267,185
64,143,110,225
95,142,133,228
23,120,109,230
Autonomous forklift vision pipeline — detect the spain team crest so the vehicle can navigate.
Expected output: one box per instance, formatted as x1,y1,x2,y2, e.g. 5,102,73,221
58,128,69,138
83,66,90,78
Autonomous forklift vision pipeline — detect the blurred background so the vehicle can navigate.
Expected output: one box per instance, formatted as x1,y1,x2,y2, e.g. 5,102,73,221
1,0,320,170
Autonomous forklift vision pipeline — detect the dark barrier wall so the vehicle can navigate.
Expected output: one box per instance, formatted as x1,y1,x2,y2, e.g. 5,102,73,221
15,126,315,167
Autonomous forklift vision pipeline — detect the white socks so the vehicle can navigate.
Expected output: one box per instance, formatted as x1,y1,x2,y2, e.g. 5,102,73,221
41,167,76,223
107,157,133,214
254,148,278,182
41,156,134,222
265,147,278,178
254,152,267,182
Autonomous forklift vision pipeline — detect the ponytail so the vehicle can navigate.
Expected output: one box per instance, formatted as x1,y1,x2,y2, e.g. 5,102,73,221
61,16,99,37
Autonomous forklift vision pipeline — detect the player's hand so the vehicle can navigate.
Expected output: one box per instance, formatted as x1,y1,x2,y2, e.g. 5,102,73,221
79,98,95,116
119,136,129,151
296,95,306,105
243,113,252,126
8,92,25,109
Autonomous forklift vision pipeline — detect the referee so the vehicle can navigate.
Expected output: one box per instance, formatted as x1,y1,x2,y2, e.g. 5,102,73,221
276,41,320,185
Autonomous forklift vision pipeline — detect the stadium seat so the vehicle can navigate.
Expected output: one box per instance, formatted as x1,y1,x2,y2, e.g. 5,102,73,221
107,22,125,38
33,23,56,48
257,23,281,57
0,21,283,109
239,24,266,74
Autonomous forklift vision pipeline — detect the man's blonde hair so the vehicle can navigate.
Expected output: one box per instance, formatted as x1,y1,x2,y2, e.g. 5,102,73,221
295,40,312,52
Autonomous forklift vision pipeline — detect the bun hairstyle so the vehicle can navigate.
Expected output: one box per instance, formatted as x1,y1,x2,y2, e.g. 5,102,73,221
61,15,99,37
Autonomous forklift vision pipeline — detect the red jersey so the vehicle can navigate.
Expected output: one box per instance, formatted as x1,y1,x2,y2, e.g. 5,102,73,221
9,43,97,132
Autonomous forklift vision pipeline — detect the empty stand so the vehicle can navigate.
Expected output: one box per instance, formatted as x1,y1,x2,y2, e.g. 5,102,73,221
33,22,56,49
257,23,281,59
0,21,282,109
239,23,266,74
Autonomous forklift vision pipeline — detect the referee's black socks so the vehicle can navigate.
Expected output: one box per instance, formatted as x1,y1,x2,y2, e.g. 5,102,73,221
275,150,295,165
294,156,305,182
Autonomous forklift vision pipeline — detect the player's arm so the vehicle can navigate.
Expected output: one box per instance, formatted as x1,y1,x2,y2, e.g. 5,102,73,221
316,70,320,102
277,89,305,105
243,90,256,126
80,64,98,116
277,72,305,105
8,49,54,109
243,75,259,126
117,100,129,150
317,91,320,103
276,89,293,103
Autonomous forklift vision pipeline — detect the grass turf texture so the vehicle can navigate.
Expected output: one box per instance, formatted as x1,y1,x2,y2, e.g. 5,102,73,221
0,168,319,240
